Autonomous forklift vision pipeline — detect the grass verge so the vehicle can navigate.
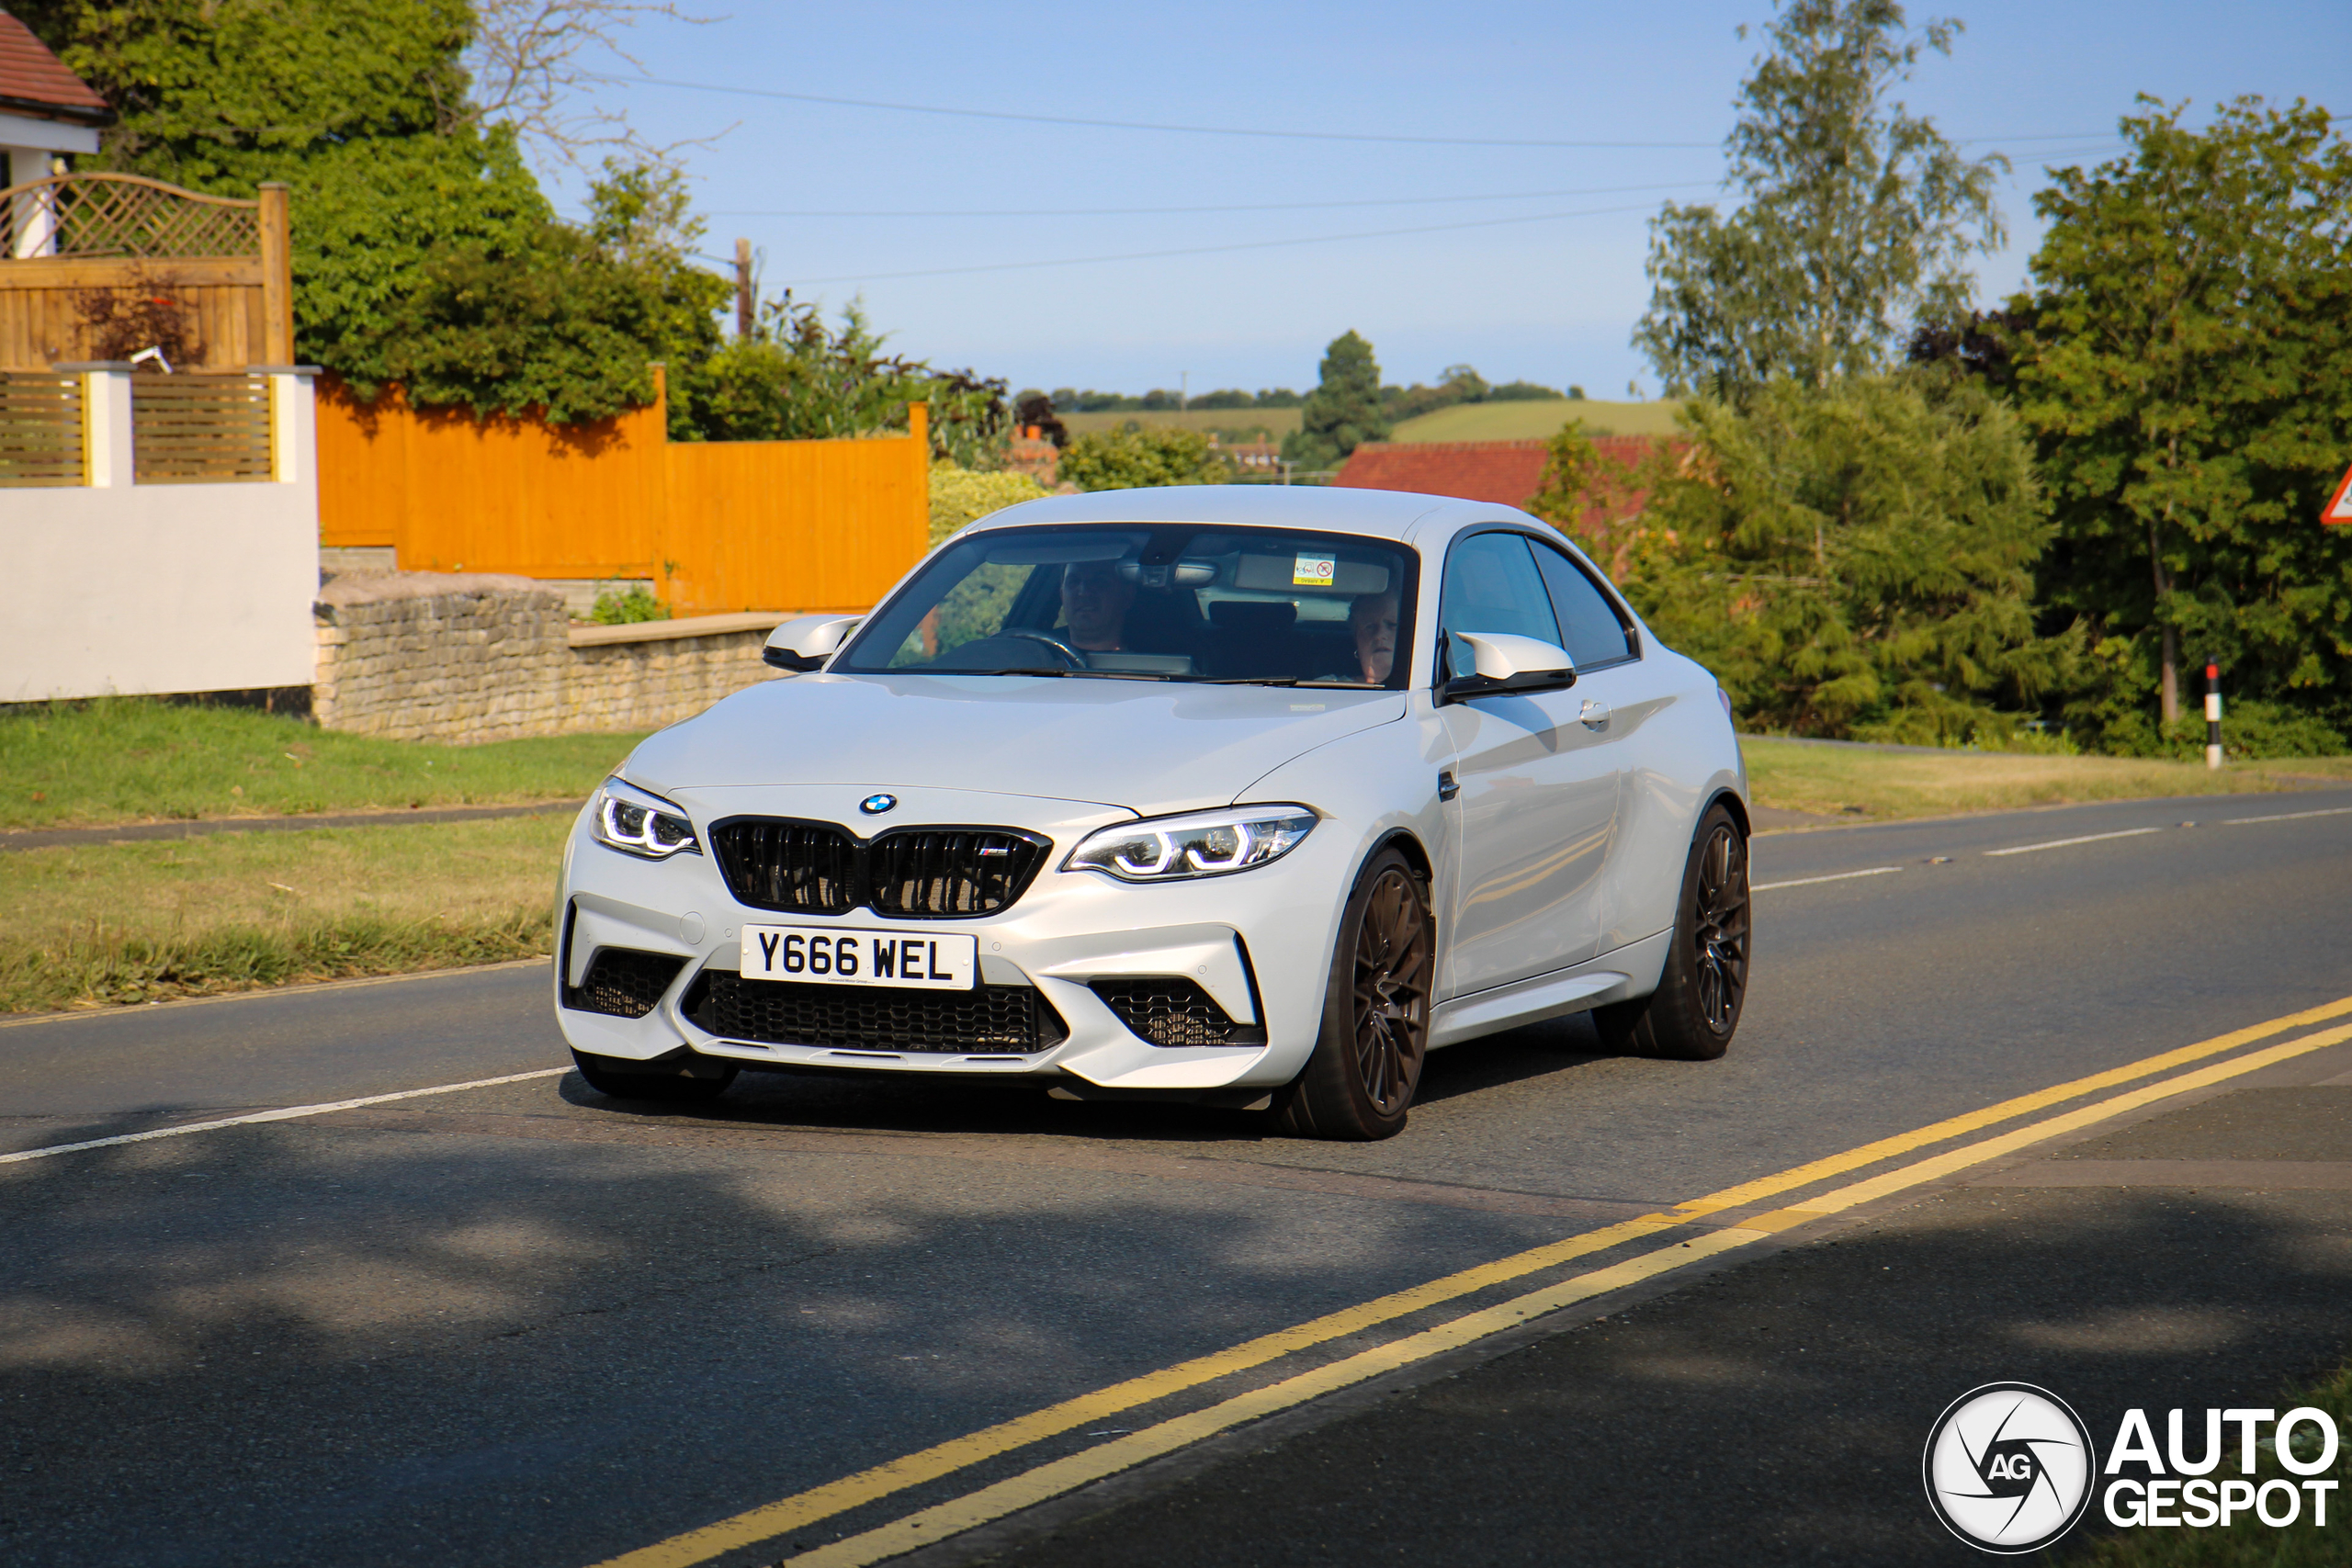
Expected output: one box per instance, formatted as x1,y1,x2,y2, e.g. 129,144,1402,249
0,814,568,1013
1742,739,2336,824
2068,1354,2351,1565
0,698,646,829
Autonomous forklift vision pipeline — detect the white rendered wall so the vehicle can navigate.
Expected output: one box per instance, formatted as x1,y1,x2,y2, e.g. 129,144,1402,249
3,480,320,702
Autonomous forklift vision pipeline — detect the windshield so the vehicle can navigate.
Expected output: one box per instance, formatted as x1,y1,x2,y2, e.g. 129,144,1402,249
835,524,1421,686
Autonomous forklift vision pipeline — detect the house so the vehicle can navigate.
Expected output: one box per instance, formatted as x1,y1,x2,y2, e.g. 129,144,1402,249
0,8,108,255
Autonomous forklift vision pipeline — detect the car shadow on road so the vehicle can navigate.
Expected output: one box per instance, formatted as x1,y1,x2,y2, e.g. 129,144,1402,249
557,1009,1617,1145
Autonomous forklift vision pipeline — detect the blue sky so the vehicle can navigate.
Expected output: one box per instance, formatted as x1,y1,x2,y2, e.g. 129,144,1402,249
546,0,2348,400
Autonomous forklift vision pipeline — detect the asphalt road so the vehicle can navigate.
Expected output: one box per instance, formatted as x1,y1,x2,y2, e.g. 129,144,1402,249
3,787,2348,1567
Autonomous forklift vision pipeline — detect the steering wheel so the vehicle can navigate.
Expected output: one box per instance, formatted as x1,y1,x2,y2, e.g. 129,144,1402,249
996,628,1089,669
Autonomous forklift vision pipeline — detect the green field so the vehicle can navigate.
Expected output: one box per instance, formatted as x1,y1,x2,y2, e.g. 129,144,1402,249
1056,398,1684,447
1059,408,1302,441
0,699,643,829
1387,398,1687,443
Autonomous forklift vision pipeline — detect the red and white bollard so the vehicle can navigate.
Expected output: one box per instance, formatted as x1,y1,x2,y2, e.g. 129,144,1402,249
2205,661,2223,770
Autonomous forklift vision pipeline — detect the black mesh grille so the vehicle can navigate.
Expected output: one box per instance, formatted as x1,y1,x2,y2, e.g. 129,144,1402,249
566,948,687,1019
708,818,1050,920
711,820,860,914
869,829,1049,918
1090,978,1266,1047
686,972,1068,1055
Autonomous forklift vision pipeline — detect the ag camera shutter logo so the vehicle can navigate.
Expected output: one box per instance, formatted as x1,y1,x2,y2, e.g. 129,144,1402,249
1924,1383,2098,1553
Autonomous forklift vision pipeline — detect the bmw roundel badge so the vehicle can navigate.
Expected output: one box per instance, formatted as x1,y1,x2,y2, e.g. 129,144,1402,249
859,793,898,816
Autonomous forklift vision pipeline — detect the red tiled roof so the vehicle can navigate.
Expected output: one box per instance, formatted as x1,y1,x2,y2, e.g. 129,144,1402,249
1332,439,1554,506
1334,435,1678,579
0,11,109,125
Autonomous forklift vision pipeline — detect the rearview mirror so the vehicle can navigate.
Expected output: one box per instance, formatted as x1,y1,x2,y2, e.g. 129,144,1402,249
1438,632,1576,705
763,615,861,671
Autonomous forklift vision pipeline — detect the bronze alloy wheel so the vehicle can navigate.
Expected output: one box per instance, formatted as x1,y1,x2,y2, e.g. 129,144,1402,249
1351,864,1434,1115
1593,802,1751,1061
1275,847,1435,1139
1690,821,1750,1033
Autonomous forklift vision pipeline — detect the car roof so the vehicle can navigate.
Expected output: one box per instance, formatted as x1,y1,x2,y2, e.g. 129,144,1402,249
967,484,1533,544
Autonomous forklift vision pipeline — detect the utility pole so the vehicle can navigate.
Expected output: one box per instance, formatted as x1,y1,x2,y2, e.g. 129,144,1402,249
734,238,753,338
1180,372,1188,412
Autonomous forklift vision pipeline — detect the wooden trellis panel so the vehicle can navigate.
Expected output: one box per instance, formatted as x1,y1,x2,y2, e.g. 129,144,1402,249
0,371,84,487
0,175,289,372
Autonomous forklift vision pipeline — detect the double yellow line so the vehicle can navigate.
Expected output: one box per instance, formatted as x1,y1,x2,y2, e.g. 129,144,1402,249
595,994,2352,1568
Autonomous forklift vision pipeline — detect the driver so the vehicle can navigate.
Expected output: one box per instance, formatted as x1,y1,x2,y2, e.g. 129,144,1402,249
1059,560,1136,653
1348,590,1400,683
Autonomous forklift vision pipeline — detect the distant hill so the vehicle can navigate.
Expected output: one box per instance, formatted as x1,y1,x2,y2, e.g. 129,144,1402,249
1387,399,1685,443
1059,408,1301,440
1053,397,1684,449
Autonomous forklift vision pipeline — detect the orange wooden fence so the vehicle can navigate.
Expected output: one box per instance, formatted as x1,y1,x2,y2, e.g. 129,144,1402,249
317,372,931,616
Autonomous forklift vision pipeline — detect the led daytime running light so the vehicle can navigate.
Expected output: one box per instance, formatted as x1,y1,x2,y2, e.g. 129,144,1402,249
592,779,701,859
1066,806,1317,883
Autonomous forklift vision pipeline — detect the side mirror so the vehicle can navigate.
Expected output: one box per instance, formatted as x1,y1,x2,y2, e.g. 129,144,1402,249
1438,632,1576,705
763,615,861,671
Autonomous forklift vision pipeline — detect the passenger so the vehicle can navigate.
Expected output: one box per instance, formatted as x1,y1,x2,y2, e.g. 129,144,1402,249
1059,560,1136,653
1347,590,1401,683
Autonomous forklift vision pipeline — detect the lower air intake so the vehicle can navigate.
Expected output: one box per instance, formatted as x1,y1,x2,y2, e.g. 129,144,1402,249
566,948,686,1019
685,972,1069,1055
1089,978,1267,1047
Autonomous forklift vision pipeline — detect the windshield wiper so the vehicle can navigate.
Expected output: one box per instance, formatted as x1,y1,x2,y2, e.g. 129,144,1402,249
967,666,1178,681
1194,677,1382,687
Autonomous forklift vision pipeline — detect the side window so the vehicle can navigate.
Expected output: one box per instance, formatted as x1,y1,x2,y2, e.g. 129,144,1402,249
1531,540,1634,669
1438,532,1562,679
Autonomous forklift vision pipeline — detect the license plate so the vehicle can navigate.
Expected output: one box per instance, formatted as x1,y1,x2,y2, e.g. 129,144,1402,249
740,925,978,990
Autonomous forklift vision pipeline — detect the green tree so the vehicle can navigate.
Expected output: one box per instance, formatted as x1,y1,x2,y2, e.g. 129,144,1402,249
1060,426,1231,491
1627,373,2075,742
2010,97,2352,745
1634,0,2006,400
1283,331,1389,469
368,160,724,427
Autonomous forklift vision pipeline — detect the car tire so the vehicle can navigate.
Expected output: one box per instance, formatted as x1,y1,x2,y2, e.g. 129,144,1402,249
1272,846,1434,1141
1593,802,1750,1061
571,1049,739,1102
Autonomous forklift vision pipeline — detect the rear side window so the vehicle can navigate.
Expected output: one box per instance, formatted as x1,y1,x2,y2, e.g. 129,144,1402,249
1438,532,1562,679
1530,539,1634,669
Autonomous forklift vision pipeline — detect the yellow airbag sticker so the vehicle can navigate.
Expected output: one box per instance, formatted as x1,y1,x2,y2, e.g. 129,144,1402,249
1293,553,1337,588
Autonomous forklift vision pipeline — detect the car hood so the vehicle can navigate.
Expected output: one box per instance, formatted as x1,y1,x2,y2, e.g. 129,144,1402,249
621,673,1407,816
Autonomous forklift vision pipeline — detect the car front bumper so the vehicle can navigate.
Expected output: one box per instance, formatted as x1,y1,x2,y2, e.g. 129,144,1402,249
552,784,1354,1092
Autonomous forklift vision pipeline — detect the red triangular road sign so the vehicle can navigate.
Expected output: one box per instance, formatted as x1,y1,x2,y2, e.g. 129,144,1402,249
2328,462,2352,525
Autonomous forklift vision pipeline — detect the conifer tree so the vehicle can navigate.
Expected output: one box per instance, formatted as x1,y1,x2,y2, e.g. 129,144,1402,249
1284,331,1390,470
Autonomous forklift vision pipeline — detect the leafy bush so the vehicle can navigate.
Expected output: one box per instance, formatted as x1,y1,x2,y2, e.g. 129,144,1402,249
1625,372,2078,740
590,586,670,625
1060,427,1232,491
929,463,1050,545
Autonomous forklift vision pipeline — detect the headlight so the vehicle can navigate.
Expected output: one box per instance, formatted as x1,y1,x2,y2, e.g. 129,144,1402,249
1064,805,1317,883
591,777,701,859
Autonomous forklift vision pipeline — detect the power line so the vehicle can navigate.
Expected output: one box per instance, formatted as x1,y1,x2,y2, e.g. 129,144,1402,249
707,179,1724,220
787,200,1666,285
588,72,1717,148
589,69,2119,152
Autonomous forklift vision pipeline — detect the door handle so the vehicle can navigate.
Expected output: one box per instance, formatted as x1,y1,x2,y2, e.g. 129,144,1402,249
1578,698,1611,731
1438,769,1460,802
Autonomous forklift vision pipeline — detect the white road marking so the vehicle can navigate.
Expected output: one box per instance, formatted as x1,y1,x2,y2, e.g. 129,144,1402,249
2222,805,2352,827
1752,866,1903,892
0,1067,570,1166
1984,826,2165,857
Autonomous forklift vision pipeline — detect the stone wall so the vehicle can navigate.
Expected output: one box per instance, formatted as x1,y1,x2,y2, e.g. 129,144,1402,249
312,572,793,742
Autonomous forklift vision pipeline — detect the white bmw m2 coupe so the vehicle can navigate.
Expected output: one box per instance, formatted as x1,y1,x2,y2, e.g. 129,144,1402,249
554,485,1750,1139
